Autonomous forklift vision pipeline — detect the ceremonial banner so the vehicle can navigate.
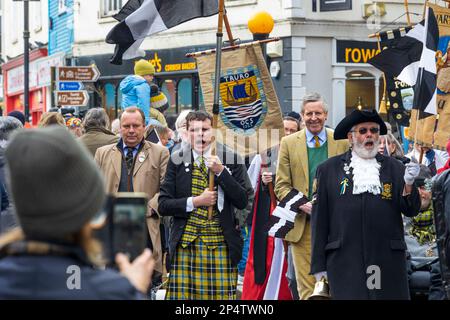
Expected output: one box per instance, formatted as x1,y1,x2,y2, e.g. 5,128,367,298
406,4,450,149
371,26,413,126
430,3,450,150
194,43,284,156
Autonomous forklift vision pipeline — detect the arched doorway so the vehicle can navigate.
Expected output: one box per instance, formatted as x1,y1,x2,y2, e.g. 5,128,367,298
345,70,382,114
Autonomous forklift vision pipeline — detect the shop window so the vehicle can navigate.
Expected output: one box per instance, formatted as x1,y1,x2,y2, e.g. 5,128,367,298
101,0,122,17
105,83,116,120
161,80,176,115
345,70,379,114
177,78,192,111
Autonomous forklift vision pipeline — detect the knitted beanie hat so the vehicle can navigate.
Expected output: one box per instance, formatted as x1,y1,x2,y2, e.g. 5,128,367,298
5,126,106,239
66,117,82,128
134,59,155,76
8,111,26,125
150,84,169,112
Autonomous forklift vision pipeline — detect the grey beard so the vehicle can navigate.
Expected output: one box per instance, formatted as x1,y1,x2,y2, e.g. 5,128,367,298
352,140,380,159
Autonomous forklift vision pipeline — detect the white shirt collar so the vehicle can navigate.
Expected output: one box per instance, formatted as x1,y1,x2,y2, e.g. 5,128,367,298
192,147,211,164
305,128,327,143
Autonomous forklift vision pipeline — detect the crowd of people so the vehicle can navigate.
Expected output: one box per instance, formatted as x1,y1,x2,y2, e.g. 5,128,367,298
0,62,449,300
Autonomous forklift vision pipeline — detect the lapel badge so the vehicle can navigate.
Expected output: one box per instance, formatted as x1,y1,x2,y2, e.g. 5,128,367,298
381,182,393,200
340,178,349,195
343,163,350,175
138,152,145,163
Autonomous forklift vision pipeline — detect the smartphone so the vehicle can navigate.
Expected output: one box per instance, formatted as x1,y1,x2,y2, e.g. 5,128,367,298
90,192,149,266
145,126,160,144
111,192,149,263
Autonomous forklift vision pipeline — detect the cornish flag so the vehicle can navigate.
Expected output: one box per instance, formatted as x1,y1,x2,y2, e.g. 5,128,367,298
369,6,439,117
413,6,439,116
106,0,218,65
267,189,308,239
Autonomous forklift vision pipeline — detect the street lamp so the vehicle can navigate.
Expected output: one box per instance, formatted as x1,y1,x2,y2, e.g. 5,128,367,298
13,0,40,123
248,11,274,64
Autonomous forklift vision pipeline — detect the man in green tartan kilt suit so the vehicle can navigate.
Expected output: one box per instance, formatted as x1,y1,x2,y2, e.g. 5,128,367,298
159,111,249,300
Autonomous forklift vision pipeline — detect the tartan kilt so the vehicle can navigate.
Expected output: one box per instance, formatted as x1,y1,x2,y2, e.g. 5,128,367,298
165,237,238,300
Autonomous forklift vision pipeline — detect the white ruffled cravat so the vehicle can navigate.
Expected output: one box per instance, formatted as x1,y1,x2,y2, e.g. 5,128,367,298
349,151,382,195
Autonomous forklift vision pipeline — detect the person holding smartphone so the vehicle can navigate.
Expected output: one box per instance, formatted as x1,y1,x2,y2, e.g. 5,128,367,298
0,126,154,299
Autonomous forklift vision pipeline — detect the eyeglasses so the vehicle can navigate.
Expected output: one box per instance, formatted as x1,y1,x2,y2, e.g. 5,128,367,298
352,127,379,135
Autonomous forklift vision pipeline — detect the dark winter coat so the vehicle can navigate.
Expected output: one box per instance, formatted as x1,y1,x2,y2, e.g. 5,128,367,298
311,151,420,299
0,242,142,299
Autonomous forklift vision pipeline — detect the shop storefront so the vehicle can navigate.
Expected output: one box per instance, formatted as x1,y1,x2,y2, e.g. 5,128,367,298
334,39,383,114
2,49,65,125
76,39,291,122
76,44,214,121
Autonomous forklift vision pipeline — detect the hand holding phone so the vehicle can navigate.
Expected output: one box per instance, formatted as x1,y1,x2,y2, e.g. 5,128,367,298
116,248,155,294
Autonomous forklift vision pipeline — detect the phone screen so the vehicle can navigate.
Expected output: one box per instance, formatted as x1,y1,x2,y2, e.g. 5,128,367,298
111,193,148,262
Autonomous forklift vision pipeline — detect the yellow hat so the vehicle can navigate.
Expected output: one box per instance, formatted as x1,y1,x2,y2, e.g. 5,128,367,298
134,59,155,76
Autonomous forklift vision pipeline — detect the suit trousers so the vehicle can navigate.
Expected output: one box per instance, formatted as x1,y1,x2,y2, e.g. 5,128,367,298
291,218,316,300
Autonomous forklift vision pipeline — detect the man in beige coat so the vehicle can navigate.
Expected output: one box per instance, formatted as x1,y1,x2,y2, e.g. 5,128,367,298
275,93,348,299
95,107,169,276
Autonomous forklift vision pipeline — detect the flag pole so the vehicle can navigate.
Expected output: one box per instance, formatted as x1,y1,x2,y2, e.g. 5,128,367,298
376,38,388,116
404,0,412,26
208,0,225,220
223,10,235,46
414,0,429,164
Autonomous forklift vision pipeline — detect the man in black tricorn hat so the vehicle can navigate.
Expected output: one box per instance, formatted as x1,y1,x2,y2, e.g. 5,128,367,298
310,109,421,299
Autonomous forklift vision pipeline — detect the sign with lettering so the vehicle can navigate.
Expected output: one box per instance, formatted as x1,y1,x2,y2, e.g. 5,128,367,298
56,90,89,106
58,82,84,91
57,66,100,82
336,40,380,64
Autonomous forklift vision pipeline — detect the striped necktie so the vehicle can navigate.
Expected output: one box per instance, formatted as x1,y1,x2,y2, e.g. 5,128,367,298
125,147,135,173
314,136,320,148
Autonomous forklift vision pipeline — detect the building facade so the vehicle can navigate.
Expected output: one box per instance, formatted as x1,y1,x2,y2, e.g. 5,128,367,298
1,0,430,126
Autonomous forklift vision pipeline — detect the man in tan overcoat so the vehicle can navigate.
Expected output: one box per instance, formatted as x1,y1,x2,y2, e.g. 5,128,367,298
275,93,348,299
95,107,169,276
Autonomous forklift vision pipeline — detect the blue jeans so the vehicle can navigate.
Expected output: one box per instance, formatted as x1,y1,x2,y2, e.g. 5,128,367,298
238,226,251,275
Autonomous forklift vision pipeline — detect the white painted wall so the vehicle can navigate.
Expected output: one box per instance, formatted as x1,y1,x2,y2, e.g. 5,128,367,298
2,0,48,60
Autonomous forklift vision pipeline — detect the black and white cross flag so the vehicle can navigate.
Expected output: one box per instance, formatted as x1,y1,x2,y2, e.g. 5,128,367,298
413,6,439,117
369,6,439,117
106,0,219,65
267,189,308,239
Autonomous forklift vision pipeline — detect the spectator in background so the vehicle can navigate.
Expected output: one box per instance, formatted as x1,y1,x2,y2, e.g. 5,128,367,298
7,111,25,126
173,110,191,149
379,133,410,164
120,59,155,126
38,112,65,128
285,111,304,130
111,118,121,136
78,108,119,157
0,117,23,235
149,84,169,127
66,117,83,138
0,126,155,299
283,116,301,136
437,139,450,174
